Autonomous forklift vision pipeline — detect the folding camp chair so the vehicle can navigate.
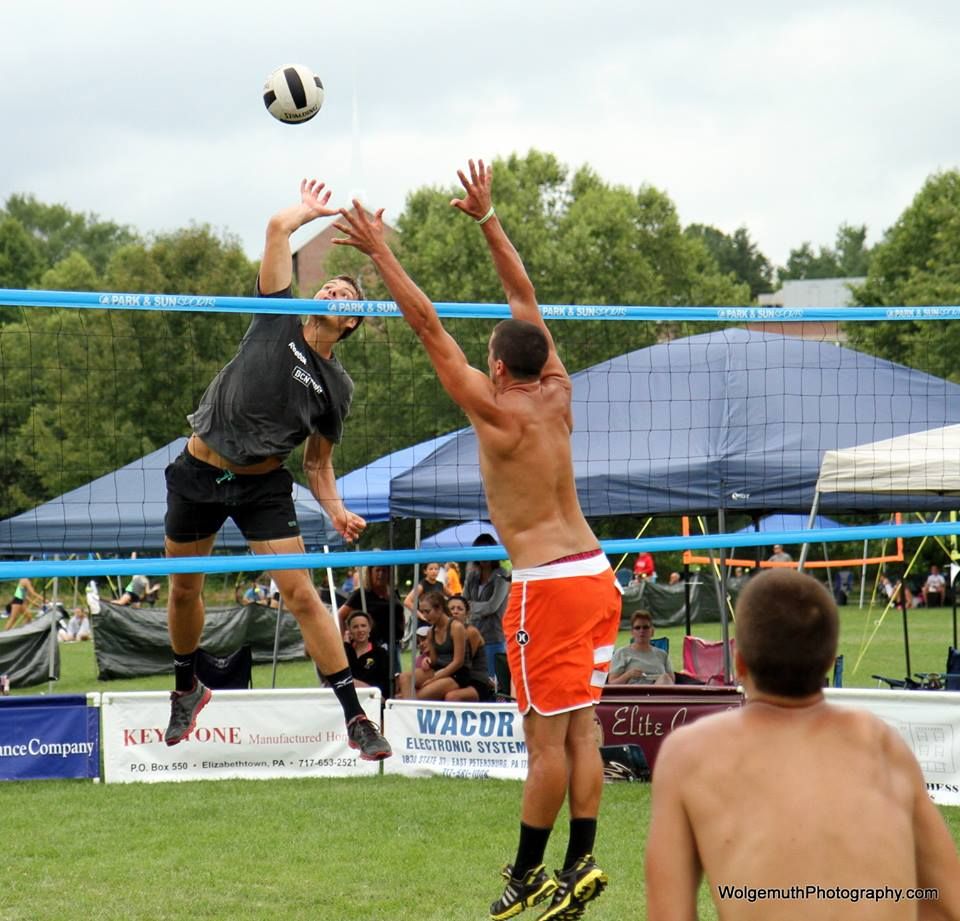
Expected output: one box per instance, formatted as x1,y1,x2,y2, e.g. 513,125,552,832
677,636,736,686
873,647,960,691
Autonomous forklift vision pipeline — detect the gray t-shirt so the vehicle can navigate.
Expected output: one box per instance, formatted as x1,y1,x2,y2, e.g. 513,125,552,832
188,287,354,466
609,644,673,684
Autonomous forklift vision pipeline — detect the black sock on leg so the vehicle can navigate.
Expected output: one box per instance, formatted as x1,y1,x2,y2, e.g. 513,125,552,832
173,651,198,692
513,822,552,879
563,817,597,870
324,667,365,723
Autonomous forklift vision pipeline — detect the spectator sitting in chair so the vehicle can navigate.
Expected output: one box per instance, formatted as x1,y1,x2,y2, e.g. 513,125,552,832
609,610,674,685
923,564,947,608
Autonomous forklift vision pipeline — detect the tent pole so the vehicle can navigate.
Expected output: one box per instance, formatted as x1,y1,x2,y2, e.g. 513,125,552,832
388,518,400,680
900,593,912,680
859,539,869,609
48,560,60,692
797,491,821,571
271,597,284,690
406,520,423,700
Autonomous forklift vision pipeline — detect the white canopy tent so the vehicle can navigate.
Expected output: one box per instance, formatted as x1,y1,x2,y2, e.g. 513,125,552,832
814,424,960,498
803,423,960,677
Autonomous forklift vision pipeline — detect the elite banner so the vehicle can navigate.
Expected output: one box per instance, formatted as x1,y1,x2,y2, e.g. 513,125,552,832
383,700,527,780
825,688,960,806
101,688,381,783
0,694,100,781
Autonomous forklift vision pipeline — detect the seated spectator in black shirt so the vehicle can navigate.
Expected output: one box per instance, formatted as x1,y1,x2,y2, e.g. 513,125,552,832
337,563,406,651
343,611,391,699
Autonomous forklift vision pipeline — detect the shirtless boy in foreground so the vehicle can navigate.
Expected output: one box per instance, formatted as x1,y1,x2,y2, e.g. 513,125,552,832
647,568,960,921
335,160,621,921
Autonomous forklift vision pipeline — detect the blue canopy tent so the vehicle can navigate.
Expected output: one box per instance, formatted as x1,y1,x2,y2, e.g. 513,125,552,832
390,330,960,519
0,438,341,554
734,514,841,533
335,432,459,523
419,520,501,550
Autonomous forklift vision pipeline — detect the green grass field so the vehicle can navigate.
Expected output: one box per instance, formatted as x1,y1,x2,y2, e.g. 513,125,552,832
1,603,957,920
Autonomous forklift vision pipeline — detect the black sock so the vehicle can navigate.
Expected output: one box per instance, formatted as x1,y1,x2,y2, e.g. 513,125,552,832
324,667,365,723
563,818,597,870
513,822,552,878
173,651,198,692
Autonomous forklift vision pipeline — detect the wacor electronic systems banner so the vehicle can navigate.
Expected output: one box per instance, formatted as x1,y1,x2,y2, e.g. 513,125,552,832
383,700,527,780
101,688,381,783
825,688,960,806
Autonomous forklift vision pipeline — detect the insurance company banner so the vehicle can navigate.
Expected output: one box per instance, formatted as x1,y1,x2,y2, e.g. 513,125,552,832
0,694,100,781
101,688,381,783
383,700,527,780
825,688,960,806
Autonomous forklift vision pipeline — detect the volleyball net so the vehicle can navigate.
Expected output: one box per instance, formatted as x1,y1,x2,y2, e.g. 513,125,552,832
2,287,960,587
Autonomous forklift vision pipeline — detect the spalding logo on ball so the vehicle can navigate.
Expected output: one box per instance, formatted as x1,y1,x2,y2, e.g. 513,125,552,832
263,65,324,124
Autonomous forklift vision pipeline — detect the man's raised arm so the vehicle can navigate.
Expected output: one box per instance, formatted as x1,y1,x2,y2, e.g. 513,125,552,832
332,205,495,421
259,179,339,294
451,159,563,371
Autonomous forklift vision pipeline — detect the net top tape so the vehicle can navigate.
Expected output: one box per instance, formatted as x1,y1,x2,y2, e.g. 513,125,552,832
2,288,959,322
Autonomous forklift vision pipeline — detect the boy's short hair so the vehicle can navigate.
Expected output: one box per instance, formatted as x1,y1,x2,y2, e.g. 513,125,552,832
490,319,549,380
346,610,372,626
736,570,838,697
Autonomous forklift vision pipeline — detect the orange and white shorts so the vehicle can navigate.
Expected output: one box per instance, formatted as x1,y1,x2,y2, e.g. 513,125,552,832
504,550,622,716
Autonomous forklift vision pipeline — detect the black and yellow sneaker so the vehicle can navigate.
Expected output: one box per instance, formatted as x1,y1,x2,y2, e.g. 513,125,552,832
536,855,608,920
490,864,558,920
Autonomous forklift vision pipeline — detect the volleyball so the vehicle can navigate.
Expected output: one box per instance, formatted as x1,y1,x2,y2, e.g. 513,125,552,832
263,65,324,124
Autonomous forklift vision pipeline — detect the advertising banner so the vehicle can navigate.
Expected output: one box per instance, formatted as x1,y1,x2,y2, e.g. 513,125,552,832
597,684,744,777
383,700,527,780
101,688,381,783
825,688,960,806
0,694,100,781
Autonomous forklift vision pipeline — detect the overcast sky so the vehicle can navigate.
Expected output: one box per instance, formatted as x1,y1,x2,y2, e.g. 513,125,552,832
3,1,958,279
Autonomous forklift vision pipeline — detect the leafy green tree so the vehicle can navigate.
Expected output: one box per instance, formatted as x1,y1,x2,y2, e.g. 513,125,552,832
0,226,257,515
780,223,872,282
684,224,774,300
2,194,137,277
849,170,960,380
0,217,43,290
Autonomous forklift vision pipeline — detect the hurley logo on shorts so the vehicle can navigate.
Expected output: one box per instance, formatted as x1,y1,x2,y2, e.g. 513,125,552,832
288,341,307,364
292,366,323,394
515,629,530,646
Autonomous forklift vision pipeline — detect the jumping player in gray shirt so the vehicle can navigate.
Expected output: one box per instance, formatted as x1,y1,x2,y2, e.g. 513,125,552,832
162,178,390,761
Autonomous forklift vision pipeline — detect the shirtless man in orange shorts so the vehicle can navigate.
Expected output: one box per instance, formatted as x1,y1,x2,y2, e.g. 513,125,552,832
647,569,960,921
335,159,621,921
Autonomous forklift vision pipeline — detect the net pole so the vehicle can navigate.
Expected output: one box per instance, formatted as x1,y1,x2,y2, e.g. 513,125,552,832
716,509,732,684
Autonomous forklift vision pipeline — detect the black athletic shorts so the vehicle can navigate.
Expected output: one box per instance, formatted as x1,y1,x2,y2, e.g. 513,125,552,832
164,450,300,543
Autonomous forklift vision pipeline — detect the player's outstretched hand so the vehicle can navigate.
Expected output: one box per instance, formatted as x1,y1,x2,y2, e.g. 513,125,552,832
334,508,366,543
450,159,492,221
332,203,388,256
300,179,339,220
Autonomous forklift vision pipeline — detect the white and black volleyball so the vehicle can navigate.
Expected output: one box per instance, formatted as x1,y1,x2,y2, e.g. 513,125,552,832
263,65,324,124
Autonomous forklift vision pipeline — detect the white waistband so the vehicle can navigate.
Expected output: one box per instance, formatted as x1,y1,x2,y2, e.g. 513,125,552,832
512,554,612,582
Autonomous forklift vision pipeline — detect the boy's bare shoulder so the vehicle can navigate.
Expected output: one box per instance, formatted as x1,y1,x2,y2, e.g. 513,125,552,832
654,706,746,770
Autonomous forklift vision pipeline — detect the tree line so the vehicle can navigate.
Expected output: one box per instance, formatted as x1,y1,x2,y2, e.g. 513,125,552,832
0,150,956,527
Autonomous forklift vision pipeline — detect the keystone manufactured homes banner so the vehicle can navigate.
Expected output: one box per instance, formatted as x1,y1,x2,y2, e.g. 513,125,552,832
100,688,381,783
